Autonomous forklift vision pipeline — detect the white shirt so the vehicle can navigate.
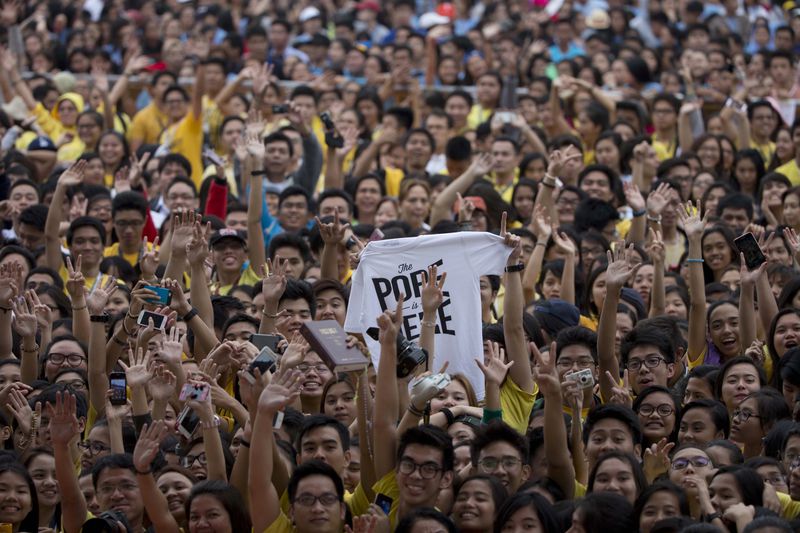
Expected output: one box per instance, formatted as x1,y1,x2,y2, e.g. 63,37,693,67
345,232,511,399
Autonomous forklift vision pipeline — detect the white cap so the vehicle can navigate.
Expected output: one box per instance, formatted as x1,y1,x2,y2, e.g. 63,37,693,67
299,6,321,22
419,12,450,29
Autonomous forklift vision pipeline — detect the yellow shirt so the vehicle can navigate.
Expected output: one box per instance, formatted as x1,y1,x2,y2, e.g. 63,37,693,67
160,112,204,186
210,266,261,295
492,171,519,203
263,511,294,533
777,159,800,186
500,376,537,435
467,104,494,129
752,139,776,167
652,134,677,162
385,167,405,198
778,491,800,519
129,102,168,146
58,264,114,294
104,241,157,268
350,470,401,529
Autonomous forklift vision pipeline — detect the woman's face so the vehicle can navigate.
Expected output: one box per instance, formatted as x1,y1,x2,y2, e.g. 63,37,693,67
691,172,715,201
615,312,633,357
637,391,676,443
400,185,430,228
783,192,800,228
448,422,476,445
452,479,496,532
776,129,794,162
98,134,125,166
157,471,193,521
591,272,608,313
28,453,58,508
81,424,111,471
504,502,545,533
684,377,715,405
774,312,800,358
702,232,732,274
668,448,715,487
523,158,546,182
540,270,562,301
764,180,790,207
704,187,727,218
664,292,687,320
430,380,469,413
709,303,741,360
721,362,761,412
709,473,744,515
0,471,32,526
45,339,87,382
595,138,620,170
104,291,130,316
556,190,580,225
678,407,720,446
188,494,232,533
734,157,758,191
632,264,654,307
513,185,536,221
730,396,762,445
639,490,682,533
592,458,638,504
323,381,357,426
697,139,721,169
58,99,79,127
756,464,789,495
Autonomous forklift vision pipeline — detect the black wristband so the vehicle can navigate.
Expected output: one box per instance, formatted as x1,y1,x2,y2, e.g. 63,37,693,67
704,513,721,523
90,314,110,323
251,170,268,176
135,466,152,475
239,438,251,448
182,308,198,322
441,407,455,426
505,263,525,273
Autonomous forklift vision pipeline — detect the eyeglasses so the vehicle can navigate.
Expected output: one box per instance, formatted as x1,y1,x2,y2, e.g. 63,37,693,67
59,379,88,391
78,440,111,455
297,363,330,374
671,456,711,470
398,458,442,479
182,452,207,468
114,219,145,229
49,353,86,366
556,358,595,370
478,457,522,471
97,482,138,496
732,409,761,422
638,404,674,417
165,99,187,106
626,356,666,372
764,474,786,485
293,492,340,507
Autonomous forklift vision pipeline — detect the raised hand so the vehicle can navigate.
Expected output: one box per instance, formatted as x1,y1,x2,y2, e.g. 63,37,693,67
623,182,646,213
129,280,158,317
547,146,581,177
148,365,177,401
87,275,118,316
552,230,577,257
140,236,160,280
261,257,288,302
257,368,302,414
0,263,18,306
159,326,184,364
337,126,359,157
531,341,560,396
377,295,404,345
64,255,85,301
58,160,87,188
47,391,80,448
186,220,211,266
11,296,37,338
605,243,634,289
346,514,379,533
245,131,265,160
647,228,665,265
280,332,309,371
133,421,169,473
6,387,32,437
643,437,674,483
119,347,153,389
476,341,514,386
604,371,632,408
421,264,446,316
530,204,552,243
28,290,52,331
171,209,198,258
646,182,672,217
500,212,522,264
0,0,20,26
456,193,475,224
468,153,494,178
677,200,708,241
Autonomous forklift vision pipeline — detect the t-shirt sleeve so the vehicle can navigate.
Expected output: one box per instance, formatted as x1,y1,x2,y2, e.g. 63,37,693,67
262,511,294,533
500,377,537,435
461,232,512,276
344,261,366,333
347,482,370,517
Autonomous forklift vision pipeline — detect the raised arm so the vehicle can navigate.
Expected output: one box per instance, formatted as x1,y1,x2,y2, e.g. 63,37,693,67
317,216,349,282
249,370,302,533
258,258,287,334
373,297,404,480
191,64,205,121
624,182,647,245
477,342,514,412
521,205,552,304
535,342,575,499
133,422,181,533
48,393,87,533
86,277,118,414
0,266,20,359
430,154,493,228
648,229,666,317
678,202,709,363
420,264,446,362
245,133,267,272
552,230,577,305
65,256,90,345
3,50,36,111
738,254,766,351
45,162,86,273
548,79,574,137
598,245,633,403
678,101,700,154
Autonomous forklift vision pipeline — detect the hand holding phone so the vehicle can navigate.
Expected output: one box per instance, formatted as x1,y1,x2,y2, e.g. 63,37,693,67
109,372,127,405
734,232,767,271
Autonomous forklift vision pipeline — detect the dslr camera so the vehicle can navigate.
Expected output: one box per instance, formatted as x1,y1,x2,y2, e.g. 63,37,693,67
366,328,428,378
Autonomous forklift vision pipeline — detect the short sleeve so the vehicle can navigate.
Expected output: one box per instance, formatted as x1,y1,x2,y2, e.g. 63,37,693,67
460,232,512,277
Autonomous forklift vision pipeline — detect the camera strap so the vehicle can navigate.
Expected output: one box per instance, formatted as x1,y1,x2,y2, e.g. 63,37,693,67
423,402,431,425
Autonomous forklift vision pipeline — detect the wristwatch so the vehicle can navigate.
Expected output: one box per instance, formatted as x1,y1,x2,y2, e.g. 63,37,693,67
90,314,110,323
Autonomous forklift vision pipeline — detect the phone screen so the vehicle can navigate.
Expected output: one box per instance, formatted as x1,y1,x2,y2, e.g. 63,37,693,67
249,334,280,351
109,373,127,405
734,233,766,270
138,311,167,329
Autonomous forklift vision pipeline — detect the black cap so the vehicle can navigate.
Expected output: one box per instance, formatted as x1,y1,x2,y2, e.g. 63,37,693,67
209,228,247,248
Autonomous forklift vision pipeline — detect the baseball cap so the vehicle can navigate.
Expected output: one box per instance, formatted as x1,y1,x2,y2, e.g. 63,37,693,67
355,1,380,12
299,6,321,22
419,11,450,29
27,136,57,152
210,228,247,248
534,299,581,337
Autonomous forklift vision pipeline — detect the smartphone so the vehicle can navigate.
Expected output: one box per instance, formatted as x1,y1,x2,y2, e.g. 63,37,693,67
375,494,393,515
138,310,167,330
179,382,210,402
272,104,289,114
369,228,384,242
734,232,767,271
319,111,336,130
249,334,281,351
109,372,127,405
203,147,224,167
250,346,278,375
143,285,172,306
176,405,200,439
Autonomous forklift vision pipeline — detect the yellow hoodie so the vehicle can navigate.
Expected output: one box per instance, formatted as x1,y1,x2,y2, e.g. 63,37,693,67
32,92,85,161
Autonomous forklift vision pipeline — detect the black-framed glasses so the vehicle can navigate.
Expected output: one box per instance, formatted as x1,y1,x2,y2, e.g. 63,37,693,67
671,456,710,470
49,353,86,366
626,356,666,372
478,457,522,471
294,492,340,507
638,404,674,417
398,458,442,479
78,440,111,455
732,409,760,422
182,452,207,467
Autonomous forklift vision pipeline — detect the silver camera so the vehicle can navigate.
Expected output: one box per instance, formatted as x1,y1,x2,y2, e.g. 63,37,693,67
565,368,595,389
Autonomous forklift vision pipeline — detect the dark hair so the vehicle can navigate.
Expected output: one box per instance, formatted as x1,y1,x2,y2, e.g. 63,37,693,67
743,516,794,533
707,439,745,464
470,420,529,466
268,233,312,263
66,216,106,246
0,461,39,532
221,313,259,339
716,192,754,220
287,460,344,503
159,153,192,177
633,480,690,528
264,132,295,158
317,188,354,218
679,399,730,440
714,356,767,401
555,326,598,364
494,491,560,533
620,324,675,367
18,204,48,231
632,386,679,441
745,389,790,433
396,508,457,533
279,279,316,317
454,474,508,516
573,198,619,234
732,149,766,193
574,492,636,533
711,465,764,506
583,404,643,447
278,185,310,208
91,453,135,487
296,414,350,452
588,450,647,497
112,190,148,219
185,480,251,532
768,309,800,386
397,425,454,472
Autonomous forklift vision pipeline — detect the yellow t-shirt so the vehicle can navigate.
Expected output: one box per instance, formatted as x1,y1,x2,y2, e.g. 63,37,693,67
467,105,494,130
778,491,800,519
58,264,115,294
752,139,776,167
160,112,204,186
103,241,157,268
210,266,261,295
500,376,537,435
491,171,519,204
776,160,800,186
263,511,294,533
652,134,677,162
385,167,405,198
349,470,400,529
129,102,168,146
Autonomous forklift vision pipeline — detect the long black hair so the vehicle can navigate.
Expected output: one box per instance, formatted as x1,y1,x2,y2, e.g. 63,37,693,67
185,480,251,532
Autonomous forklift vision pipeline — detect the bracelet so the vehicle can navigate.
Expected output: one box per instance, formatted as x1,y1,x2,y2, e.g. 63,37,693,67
126,309,138,321
441,407,455,426
111,335,127,346
421,320,436,328
202,417,221,429
135,467,152,475
408,404,425,417
264,313,279,319
541,180,556,188
632,209,646,217
71,304,87,311
182,308,198,322
122,320,136,337
505,263,525,273
704,512,722,523
239,438,251,448
20,344,39,354
535,242,546,247
0,305,10,312
685,258,705,263
90,314,110,323
646,214,662,223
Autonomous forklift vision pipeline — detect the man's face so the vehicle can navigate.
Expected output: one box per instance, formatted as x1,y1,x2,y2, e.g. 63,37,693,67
770,58,792,84
396,444,452,507
405,133,433,170
491,140,518,175
555,344,597,383
273,246,306,280
299,351,333,400
580,171,613,202
113,208,146,249
265,141,292,175
315,288,346,324
298,426,350,474
212,238,247,273
585,419,636,468
221,120,244,150
17,222,44,251
425,115,450,151
277,297,312,337
165,183,198,211
69,226,104,269
476,441,530,492
292,95,317,123
164,90,189,121
720,207,750,235
626,344,674,394
9,184,37,214
152,75,176,101
204,64,226,93
225,211,248,231
319,198,351,220
752,106,777,138
270,24,289,48
289,475,345,533
278,195,309,233
223,320,256,344
445,97,470,127
95,468,143,525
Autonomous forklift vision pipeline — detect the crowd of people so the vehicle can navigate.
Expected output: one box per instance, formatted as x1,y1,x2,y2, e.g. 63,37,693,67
6,0,800,532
